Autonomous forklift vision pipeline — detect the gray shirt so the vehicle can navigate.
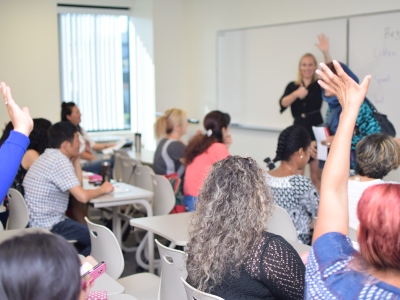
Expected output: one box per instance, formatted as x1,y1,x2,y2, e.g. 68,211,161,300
153,138,185,177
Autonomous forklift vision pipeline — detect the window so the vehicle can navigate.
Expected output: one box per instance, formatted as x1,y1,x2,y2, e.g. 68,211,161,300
58,6,131,131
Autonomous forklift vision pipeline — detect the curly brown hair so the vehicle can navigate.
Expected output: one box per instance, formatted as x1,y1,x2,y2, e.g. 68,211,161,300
186,156,274,292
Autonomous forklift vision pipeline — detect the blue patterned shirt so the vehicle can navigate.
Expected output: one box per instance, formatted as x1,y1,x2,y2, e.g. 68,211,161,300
305,232,400,299
23,149,80,229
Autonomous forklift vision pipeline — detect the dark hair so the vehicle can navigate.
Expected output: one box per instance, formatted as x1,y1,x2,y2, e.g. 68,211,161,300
355,134,400,179
61,101,76,122
0,233,81,300
0,119,52,154
48,121,78,149
269,125,311,167
184,111,230,165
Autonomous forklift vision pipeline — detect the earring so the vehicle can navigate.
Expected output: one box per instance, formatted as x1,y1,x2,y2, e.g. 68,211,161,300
300,156,303,159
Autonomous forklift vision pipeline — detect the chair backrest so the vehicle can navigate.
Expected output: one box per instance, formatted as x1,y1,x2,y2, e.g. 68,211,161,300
113,150,132,182
181,278,224,300
266,205,297,241
7,188,29,230
84,217,125,280
151,174,176,216
155,239,187,300
133,164,155,193
118,155,142,185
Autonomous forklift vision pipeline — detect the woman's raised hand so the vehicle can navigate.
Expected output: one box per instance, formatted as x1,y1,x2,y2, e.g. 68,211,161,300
316,33,329,53
316,61,370,113
0,82,33,137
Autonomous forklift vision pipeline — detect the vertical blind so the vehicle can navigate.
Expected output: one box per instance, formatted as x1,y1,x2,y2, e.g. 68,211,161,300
59,12,130,131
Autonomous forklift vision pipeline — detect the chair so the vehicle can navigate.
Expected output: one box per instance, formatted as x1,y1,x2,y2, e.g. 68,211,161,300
181,278,224,300
113,150,131,182
119,155,142,186
155,239,187,300
133,164,155,193
265,205,297,241
135,174,176,270
85,217,160,299
6,188,29,230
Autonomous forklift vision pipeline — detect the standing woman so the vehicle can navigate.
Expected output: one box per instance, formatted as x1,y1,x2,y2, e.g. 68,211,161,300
153,108,188,178
280,53,322,190
183,110,231,211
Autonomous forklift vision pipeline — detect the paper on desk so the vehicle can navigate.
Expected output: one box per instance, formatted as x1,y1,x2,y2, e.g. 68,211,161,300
312,126,329,161
102,139,128,155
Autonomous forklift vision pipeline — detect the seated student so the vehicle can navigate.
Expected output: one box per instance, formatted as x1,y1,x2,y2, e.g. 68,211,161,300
186,156,305,299
153,108,188,178
0,118,52,194
305,61,400,298
265,125,319,245
0,233,83,300
348,133,400,230
0,82,33,200
183,110,232,211
23,121,114,256
61,102,114,174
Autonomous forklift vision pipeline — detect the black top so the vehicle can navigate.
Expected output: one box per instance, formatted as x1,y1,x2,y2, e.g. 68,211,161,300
280,81,323,140
189,232,305,300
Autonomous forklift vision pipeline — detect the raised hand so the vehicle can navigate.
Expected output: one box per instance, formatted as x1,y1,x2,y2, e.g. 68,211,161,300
316,61,370,112
0,82,33,137
316,33,329,53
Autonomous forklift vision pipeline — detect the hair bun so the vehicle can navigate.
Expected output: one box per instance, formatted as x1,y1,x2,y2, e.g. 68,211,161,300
263,157,276,170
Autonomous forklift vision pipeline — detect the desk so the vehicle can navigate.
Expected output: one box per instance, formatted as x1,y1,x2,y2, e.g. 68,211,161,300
127,149,155,166
130,212,311,254
88,182,155,273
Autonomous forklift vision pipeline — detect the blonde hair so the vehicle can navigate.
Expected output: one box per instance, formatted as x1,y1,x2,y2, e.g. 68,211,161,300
154,108,187,139
294,53,318,85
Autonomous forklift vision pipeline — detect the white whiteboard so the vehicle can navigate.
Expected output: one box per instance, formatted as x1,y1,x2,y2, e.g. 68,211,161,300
217,18,348,131
349,12,400,134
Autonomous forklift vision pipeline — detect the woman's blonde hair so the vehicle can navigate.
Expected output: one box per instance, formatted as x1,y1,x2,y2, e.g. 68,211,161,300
154,108,187,139
186,156,274,293
294,53,318,85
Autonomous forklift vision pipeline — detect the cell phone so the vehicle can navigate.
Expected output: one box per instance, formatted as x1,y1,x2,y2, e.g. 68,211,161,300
81,261,107,289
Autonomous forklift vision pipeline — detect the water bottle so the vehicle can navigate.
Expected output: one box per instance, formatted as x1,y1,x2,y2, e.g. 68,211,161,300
135,133,142,153
101,161,111,183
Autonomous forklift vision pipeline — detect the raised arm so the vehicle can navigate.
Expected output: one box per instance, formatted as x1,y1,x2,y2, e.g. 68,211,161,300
315,34,332,64
313,61,371,242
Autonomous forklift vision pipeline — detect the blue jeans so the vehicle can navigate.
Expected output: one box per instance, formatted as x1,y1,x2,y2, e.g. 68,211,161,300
51,219,91,256
184,195,198,212
82,156,114,176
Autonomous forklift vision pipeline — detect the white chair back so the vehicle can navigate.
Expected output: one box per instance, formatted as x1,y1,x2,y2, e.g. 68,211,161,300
155,239,187,300
266,205,297,241
181,278,224,300
152,174,176,216
113,150,131,182
118,155,142,185
133,164,155,193
85,217,125,280
7,188,29,230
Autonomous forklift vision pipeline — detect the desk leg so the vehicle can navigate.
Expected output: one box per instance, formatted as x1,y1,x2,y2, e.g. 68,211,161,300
112,206,122,246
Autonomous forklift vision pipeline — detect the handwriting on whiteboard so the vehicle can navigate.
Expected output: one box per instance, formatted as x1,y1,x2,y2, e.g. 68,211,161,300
373,74,391,87
384,27,400,41
374,47,396,58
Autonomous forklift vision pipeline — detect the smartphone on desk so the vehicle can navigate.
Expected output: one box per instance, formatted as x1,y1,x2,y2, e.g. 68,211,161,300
81,261,107,289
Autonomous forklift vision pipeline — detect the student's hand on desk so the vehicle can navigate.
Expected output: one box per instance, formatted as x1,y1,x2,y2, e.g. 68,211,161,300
100,181,114,194
0,82,33,137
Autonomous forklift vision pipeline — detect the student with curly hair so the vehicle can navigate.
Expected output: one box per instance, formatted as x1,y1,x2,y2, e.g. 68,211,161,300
183,110,231,211
348,133,400,230
186,156,305,299
305,60,400,299
265,125,319,245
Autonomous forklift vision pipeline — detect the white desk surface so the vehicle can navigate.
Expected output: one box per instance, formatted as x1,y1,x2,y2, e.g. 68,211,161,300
108,294,137,300
130,212,312,254
91,273,125,296
130,213,192,246
0,228,50,244
127,149,155,166
88,182,153,208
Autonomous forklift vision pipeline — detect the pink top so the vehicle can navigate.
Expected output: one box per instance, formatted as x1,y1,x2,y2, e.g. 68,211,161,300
184,142,229,197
